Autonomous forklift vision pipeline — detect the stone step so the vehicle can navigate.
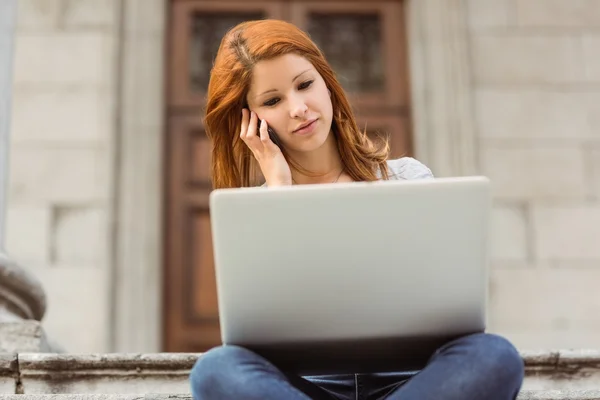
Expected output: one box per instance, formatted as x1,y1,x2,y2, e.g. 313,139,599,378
2,350,600,395
0,392,599,400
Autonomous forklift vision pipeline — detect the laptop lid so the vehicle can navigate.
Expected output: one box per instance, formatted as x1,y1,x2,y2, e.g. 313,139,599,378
209,177,491,374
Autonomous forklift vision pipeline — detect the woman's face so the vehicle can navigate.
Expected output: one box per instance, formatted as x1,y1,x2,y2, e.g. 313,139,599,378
246,53,333,153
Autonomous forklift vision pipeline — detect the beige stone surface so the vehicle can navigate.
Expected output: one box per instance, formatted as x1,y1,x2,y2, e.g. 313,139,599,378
471,35,585,84
53,207,106,266
481,146,587,200
3,394,600,400
466,0,513,30
533,206,600,260
121,0,165,34
516,0,600,27
583,35,600,81
5,206,51,265
489,268,600,350
8,146,109,204
475,89,596,139
587,95,600,136
0,321,51,353
16,0,117,31
12,33,113,86
491,204,529,261
519,391,600,399
10,88,111,143
18,354,199,395
591,147,600,200
0,353,17,394
32,267,108,353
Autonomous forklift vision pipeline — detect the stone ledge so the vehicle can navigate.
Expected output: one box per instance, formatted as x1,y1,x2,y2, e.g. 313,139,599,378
0,322,52,353
18,353,198,372
1,350,600,394
0,392,599,400
0,353,17,394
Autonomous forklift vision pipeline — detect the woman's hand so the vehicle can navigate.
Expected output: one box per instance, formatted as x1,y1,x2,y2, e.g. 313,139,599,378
240,108,292,187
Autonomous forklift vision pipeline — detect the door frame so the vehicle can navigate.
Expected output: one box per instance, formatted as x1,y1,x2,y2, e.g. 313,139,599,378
110,0,477,352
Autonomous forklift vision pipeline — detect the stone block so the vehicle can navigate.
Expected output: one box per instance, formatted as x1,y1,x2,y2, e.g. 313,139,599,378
0,321,51,353
123,0,166,34
471,35,584,84
586,94,600,135
11,87,111,143
121,35,164,127
8,145,108,204
0,353,17,394
17,353,198,394
15,0,62,31
13,32,113,86
33,267,109,353
533,205,600,260
489,268,600,350
481,145,587,200
516,0,600,27
58,0,118,29
591,147,600,200
17,0,117,31
7,351,600,396
52,206,106,266
466,0,512,30
491,204,529,262
475,89,594,139
583,35,600,82
5,206,51,265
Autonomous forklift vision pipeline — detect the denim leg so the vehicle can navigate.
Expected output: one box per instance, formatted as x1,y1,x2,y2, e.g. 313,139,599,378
384,333,524,400
189,345,342,400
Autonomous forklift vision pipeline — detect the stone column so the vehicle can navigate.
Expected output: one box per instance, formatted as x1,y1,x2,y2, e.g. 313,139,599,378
0,0,16,245
0,0,59,354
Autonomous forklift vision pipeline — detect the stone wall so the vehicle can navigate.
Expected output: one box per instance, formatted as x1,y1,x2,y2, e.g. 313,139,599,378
467,0,600,349
5,0,119,352
4,0,600,353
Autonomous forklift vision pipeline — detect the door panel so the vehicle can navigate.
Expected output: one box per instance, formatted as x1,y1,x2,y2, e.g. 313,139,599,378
164,114,222,351
164,0,412,352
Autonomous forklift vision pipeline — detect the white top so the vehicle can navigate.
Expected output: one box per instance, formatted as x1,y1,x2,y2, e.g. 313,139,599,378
384,157,434,181
261,157,434,187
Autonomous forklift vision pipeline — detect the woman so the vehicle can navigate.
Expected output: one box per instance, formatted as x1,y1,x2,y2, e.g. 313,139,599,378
190,19,524,400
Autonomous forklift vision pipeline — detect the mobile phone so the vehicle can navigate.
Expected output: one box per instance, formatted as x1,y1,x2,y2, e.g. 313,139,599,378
258,119,283,149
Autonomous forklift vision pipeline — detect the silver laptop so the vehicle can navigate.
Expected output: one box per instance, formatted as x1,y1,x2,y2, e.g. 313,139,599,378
209,176,491,375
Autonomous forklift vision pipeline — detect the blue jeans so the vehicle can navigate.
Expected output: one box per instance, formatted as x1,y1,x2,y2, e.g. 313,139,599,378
190,332,524,400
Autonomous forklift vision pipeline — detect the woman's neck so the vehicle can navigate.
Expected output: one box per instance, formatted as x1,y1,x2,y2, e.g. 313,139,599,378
288,132,344,185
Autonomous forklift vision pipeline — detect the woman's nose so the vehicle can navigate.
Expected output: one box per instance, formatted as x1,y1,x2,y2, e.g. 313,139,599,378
289,98,308,119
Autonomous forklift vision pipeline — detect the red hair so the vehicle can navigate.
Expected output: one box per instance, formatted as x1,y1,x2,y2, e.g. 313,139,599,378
204,19,390,189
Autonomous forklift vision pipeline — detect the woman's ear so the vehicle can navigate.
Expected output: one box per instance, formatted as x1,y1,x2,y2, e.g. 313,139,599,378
328,88,331,97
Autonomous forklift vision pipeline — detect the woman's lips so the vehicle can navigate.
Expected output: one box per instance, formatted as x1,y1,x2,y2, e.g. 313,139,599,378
293,119,318,135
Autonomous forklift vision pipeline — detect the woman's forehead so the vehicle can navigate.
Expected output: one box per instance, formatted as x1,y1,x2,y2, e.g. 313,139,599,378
249,54,316,93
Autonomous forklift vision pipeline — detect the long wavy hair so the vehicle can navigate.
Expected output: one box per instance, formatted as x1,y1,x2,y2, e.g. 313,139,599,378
204,19,390,189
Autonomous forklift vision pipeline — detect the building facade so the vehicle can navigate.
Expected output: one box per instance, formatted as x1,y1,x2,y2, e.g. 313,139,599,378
5,0,600,353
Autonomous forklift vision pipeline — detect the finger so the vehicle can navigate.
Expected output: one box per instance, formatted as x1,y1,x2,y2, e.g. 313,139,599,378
259,119,269,142
246,111,258,141
240,108,249,139
260,120,281,151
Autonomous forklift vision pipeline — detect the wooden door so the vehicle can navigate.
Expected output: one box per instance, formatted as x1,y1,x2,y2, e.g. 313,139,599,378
163,0,412,352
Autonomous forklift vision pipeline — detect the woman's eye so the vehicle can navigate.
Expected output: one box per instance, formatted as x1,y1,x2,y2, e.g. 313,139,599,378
299,80,313,90
263,98,280,107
